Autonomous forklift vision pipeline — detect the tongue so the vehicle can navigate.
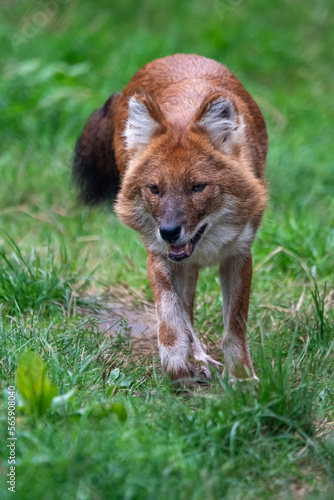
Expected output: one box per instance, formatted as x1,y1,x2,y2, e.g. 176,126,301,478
168,241,193,256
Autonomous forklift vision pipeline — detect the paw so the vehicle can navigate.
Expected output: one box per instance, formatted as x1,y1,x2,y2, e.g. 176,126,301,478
170,363,194,381
170,363,212,385
223,366,259,384
196,364,212,380
162,355,194,382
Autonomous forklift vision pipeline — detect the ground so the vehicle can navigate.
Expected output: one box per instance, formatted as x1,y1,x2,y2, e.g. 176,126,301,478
0,1,334,499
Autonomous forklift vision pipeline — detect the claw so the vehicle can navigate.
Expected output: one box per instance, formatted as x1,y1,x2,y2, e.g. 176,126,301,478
193,351,223,368
191,336,222,369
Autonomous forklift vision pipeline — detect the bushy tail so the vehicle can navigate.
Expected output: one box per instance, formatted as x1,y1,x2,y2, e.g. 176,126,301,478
72,93,121,205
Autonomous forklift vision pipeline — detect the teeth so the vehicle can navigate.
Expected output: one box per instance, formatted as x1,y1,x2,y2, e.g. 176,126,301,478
167,241,193,257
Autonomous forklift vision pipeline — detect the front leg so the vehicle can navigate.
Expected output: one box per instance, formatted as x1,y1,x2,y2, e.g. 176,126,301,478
173,261,223,376
219,251,258,380
146,251,193,380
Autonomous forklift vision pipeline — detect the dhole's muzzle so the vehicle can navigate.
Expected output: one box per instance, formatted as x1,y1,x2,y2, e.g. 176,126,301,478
159,222,208,262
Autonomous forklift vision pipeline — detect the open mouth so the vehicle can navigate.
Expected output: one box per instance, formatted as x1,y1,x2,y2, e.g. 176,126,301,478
167,224,207,262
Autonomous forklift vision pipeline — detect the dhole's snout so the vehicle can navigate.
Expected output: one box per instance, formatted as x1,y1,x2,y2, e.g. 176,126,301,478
158,222,208,263
159,225,182,244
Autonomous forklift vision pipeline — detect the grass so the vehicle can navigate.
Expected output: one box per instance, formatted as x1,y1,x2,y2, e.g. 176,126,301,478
0,0,334,498
0,236,101,316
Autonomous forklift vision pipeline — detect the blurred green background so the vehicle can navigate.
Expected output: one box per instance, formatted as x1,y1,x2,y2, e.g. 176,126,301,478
0,1,334,499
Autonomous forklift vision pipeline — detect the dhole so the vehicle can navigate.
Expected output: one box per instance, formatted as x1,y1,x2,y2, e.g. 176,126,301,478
74,54,268,381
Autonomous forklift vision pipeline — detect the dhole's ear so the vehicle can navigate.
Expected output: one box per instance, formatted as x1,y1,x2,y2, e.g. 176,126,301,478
124,93,166,155
73,93,121,205
194,95,244,153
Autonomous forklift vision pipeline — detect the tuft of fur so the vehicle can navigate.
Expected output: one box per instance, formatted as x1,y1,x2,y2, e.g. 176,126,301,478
197,96,245,153
123,96,160,154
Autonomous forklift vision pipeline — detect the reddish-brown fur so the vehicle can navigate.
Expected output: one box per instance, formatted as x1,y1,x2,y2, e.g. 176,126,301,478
74,54,268,381
112,55,267,176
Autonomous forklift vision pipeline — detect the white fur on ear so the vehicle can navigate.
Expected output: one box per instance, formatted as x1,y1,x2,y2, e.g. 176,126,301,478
198,97,244,152
124,96,159,154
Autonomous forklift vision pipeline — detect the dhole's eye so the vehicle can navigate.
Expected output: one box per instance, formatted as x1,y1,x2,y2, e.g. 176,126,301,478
191,183,207,193
149,185,159,195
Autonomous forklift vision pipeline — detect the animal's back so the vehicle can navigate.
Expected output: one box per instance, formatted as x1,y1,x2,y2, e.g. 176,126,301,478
121,54,235,126
115,54,267,178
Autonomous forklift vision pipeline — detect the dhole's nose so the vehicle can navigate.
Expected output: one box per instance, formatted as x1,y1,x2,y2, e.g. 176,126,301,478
160,225,182,244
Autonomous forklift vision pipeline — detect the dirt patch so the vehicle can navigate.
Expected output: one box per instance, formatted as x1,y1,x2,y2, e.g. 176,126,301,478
97,300,160,358
98,301,156,338
96,298,222,364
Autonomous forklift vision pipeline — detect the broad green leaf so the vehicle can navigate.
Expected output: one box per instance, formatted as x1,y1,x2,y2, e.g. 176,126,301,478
108,368,120,383
16,352,57,417
107,369,132,393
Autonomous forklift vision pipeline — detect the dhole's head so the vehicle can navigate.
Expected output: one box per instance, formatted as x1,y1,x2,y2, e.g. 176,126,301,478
115,92,267,262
